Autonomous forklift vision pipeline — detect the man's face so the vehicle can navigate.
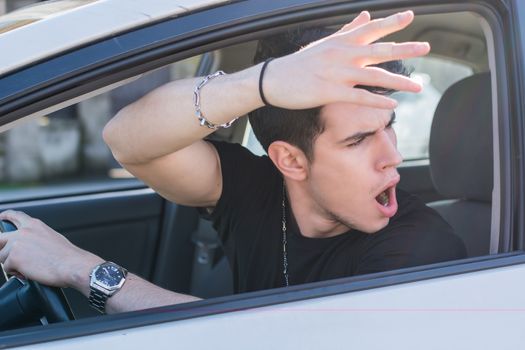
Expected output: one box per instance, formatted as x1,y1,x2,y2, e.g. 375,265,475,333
307,102,402,234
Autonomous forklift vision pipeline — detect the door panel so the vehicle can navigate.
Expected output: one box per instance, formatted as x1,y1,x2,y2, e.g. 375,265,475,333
0,188,166,318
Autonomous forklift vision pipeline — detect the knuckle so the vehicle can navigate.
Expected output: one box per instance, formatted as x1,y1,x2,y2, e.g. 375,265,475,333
1,209,14,217
392,43,410,56
351,35,368,46
29,218,44,229
348,48,367,65
343,67,358,80
321,46,341,59
395,13,406,26
369,18,387,32
6,254,19,268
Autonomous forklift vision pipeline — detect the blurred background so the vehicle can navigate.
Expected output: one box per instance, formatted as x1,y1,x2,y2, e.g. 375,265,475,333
0,0,201,192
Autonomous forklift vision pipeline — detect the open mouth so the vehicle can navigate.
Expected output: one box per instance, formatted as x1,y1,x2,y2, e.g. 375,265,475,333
376,189,390,207
374,177,400,218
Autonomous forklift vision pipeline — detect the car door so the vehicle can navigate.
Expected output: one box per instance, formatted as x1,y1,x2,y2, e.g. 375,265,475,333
1,0,524,348
0,0,210,319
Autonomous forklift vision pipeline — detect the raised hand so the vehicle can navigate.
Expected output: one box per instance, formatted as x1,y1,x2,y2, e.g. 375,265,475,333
262,10,430,110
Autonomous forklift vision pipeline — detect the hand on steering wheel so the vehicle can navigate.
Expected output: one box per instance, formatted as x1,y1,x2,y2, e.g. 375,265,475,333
0,220,74,331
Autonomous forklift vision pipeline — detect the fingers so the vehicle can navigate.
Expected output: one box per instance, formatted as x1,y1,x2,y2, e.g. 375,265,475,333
337,11,370,33
0,231,26,280
345,66,422,93
0,230,16,246
341,88,398,109
346,10,415,45
0,210,32,229
360,42,430,66
0,233,14,275
1,258,24,280
0,247,8,265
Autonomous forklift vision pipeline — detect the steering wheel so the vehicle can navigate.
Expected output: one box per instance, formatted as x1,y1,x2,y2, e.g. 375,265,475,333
0,220,74,331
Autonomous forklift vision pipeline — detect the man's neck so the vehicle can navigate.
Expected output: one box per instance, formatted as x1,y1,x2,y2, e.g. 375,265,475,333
285,180,349,239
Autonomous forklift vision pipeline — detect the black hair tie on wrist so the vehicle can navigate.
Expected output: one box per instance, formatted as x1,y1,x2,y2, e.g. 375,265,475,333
259,58,274,106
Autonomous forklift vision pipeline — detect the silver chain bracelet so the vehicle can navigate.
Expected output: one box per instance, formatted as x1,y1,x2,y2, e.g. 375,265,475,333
193,71,238,130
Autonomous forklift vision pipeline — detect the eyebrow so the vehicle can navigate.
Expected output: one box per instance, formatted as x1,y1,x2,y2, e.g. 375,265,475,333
337,111,396,145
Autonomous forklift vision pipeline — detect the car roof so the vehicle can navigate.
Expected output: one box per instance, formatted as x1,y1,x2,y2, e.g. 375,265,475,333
0,0,228,76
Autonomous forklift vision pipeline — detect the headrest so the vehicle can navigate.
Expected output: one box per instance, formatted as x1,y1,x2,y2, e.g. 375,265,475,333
429,72,493,201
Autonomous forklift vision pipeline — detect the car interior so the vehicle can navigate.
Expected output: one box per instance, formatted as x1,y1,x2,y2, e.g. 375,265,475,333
0,9,495,325
186,10,495,298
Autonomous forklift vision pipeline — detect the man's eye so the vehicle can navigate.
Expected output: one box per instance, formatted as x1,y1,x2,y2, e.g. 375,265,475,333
386,120,396,129
348,137,365,148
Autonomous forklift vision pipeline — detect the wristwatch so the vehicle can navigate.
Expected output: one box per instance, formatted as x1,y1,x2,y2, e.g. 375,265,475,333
88,261,128,313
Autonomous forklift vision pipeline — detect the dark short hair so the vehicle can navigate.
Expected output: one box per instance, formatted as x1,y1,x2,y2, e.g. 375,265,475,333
248,27,410,161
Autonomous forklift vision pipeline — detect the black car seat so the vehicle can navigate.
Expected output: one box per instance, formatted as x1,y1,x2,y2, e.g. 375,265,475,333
427,72,493,257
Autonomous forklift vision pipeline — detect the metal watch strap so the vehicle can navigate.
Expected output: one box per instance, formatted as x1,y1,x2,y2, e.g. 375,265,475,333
89,288,109,314
88,262,128,314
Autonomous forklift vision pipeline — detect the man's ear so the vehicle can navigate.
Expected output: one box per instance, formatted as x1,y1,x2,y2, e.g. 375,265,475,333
267,141,309,181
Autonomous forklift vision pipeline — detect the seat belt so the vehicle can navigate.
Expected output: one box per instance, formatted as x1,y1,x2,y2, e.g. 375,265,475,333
190,218,233,298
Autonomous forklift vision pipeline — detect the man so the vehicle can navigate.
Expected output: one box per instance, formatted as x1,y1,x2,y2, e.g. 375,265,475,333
0,10,465,314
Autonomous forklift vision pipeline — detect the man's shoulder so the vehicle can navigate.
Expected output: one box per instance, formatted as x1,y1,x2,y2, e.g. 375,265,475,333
207,139,256,157
393,189,449,228
207,140,281,216
386,189,467,262
393,188,430,216
354,194,467,275
207,140,272,167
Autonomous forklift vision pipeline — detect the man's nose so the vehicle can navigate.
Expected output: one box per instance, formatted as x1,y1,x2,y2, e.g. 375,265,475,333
375,130,403,170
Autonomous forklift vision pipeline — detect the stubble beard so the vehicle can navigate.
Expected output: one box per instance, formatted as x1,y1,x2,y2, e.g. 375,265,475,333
326,209,358,234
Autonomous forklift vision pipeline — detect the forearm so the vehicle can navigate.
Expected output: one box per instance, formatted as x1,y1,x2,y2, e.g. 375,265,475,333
0,209,199,314
104,63,264,165
105,274,200,314
68,254,199,314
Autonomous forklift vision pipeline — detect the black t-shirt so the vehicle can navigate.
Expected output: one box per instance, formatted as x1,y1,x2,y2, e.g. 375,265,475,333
208,141,466,293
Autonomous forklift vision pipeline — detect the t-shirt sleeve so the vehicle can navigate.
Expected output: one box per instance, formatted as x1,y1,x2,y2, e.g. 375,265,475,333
204,140,279,244
354,197,467,275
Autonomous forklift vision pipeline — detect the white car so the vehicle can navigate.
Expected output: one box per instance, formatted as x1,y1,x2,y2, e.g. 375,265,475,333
0,0,524,348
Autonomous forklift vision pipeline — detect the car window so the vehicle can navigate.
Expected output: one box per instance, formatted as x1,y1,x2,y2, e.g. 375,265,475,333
394,56,473,161
0,56,201,199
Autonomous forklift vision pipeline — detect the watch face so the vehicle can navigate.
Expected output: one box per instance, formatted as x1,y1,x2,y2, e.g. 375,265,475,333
94,263,125,289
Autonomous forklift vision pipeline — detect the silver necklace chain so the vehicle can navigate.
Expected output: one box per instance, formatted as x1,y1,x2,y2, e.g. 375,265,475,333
282,180,289,287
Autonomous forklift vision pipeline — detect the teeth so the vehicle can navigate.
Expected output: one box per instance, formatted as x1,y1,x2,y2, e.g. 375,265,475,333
378,191,389,206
